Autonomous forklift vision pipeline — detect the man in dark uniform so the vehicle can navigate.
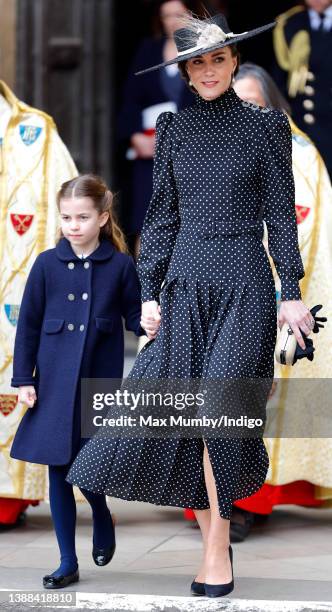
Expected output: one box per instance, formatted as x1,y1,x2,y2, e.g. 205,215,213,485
272,0,332,179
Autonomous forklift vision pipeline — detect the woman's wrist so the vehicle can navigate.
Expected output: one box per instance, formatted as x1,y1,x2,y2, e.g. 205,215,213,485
280,278,302,302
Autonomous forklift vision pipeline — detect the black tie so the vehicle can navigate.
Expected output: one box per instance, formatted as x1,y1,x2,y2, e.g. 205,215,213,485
318,12,326,31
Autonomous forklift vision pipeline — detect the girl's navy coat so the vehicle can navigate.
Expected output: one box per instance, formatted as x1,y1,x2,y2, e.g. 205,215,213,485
10,238,145,466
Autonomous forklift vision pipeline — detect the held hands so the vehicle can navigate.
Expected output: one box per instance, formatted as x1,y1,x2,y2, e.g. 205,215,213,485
18,386,37,408
278,300,315,350
141,301,161,340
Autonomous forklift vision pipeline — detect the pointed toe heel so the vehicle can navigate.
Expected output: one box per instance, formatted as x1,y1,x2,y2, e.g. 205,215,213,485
204,579,234,598
190,579,205,596
204,545,234,598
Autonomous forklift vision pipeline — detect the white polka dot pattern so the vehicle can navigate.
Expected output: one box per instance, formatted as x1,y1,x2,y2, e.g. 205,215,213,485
66,87,304,519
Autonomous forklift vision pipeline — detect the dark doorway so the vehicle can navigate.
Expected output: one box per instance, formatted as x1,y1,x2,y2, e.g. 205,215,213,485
16,0,114,183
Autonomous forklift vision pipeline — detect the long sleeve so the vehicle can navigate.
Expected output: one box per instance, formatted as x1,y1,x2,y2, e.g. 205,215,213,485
120,256,146,337
11,254,46,387
261,110,305,301
137,111,180,302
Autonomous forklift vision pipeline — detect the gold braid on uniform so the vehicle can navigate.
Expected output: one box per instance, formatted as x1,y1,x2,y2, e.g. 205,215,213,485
273,6,311,98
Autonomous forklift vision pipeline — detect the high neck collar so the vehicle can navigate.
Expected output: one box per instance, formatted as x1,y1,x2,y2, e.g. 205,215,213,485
195,87,241,115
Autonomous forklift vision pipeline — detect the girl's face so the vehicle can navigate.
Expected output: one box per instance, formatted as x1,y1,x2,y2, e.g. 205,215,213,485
186,47,237,101
233,76,266,107
60,196,108,249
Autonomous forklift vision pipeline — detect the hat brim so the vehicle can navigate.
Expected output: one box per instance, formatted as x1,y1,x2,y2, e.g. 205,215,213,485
135,22,276,76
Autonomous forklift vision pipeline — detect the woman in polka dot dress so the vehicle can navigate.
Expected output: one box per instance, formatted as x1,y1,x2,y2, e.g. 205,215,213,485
67,14,316,597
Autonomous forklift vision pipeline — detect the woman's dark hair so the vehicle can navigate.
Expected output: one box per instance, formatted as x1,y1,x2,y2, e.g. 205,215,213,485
56,174,128,253
234,62,291,114
178,44,240,93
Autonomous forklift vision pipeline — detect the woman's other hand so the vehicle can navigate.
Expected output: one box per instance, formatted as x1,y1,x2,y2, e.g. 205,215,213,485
131,133,156,159
141,301,161,340
18,386,37,408
278,300,315,350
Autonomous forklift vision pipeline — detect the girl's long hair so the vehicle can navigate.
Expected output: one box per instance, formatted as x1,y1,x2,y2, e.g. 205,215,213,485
56,174,128,254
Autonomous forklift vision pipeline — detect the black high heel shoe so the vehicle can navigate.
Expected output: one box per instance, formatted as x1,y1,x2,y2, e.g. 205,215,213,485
190,578,205,596
92,541,116,566
43,569,79,589
204,545,234,598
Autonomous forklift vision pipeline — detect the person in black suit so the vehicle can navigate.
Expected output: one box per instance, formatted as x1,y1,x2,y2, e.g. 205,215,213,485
272,0,332,178
118,0,196,255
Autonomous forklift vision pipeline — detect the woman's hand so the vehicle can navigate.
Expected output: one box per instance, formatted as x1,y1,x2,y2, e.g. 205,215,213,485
278,300,315,350
141,300,161,340
131,133,156,159
18,386,37,408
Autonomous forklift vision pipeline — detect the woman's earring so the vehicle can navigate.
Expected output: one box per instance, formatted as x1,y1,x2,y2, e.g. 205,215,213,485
189,79,193,86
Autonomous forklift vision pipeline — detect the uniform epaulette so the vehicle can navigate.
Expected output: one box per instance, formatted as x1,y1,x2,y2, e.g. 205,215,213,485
273,6,311,97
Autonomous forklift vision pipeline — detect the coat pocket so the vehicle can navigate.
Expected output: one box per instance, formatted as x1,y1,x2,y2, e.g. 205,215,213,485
43,319,65,334
95,316,114,333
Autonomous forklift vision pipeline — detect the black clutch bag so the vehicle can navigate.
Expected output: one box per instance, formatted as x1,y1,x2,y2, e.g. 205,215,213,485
275,305,327,366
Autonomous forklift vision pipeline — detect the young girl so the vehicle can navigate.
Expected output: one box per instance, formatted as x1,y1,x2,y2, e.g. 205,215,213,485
10,174,152,589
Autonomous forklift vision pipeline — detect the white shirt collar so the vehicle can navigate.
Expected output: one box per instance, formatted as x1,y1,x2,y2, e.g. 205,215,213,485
308,6,332,31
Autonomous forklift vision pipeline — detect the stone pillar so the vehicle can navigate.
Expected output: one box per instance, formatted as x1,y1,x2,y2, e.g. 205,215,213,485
0,0,17,89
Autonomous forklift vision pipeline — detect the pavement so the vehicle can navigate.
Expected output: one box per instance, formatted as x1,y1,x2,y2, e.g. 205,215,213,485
1,334,331,611
0,500,331,611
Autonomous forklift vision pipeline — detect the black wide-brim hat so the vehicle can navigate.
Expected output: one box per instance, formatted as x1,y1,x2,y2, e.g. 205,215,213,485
135,13,275,75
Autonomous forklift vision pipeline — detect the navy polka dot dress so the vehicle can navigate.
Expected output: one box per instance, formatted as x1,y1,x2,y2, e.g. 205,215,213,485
67,87,305,519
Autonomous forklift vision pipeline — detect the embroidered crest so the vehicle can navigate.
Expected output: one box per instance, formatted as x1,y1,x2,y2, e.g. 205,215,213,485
0,394,18,417
4,304,20,326
295,205,310,224
19,125,42,146
10,213,34,236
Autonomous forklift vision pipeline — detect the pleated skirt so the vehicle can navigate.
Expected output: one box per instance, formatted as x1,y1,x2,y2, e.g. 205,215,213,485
67,274,276,519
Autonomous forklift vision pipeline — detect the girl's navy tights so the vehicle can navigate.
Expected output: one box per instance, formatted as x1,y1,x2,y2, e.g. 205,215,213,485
48,464,115,578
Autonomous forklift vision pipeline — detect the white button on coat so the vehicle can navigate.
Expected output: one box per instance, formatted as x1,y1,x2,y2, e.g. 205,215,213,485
303,113,315,124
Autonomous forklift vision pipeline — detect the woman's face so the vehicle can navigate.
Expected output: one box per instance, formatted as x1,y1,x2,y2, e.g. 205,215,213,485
233,76,266,107
186,47,237,100
160,1,188,37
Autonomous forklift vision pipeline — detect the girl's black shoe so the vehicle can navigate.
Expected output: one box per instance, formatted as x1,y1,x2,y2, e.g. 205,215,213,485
43,569,79,589
190,579,205,596
204,545,234,598
92,542,116,566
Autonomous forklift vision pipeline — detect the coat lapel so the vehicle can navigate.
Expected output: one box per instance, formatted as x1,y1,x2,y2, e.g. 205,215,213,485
55,237,116,262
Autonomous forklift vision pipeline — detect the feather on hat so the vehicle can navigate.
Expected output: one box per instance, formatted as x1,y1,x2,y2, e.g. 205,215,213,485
135,13,275,75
